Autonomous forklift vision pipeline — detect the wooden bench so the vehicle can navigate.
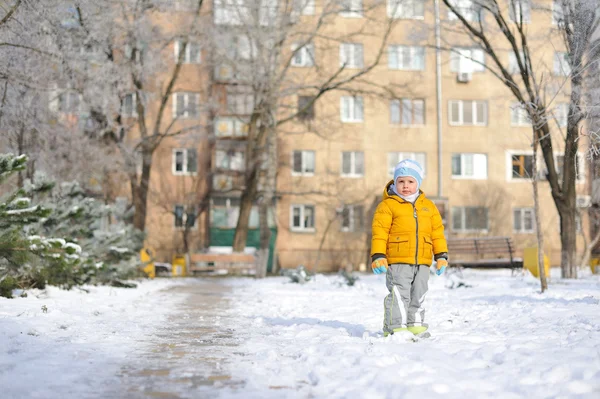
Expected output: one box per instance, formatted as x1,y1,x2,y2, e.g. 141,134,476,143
189,253,256,275
447,236,523,270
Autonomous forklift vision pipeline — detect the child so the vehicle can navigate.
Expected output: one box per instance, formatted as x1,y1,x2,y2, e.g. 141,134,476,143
371,159,448,336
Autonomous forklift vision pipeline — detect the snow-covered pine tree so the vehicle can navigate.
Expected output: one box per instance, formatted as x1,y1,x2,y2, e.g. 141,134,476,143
28,181,145,287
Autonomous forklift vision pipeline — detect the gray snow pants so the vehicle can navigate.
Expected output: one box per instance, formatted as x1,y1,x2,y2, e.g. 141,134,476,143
383,264,430,333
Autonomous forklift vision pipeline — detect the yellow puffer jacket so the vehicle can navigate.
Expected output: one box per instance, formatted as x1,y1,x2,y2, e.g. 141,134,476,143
371,180,448,266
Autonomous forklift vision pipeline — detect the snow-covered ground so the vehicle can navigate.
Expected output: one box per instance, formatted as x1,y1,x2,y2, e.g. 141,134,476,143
1,269,599,399
0,278,188,399
219,268,600,399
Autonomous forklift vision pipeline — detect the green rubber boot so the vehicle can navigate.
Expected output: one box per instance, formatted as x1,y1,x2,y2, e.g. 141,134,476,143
407,326,428,335
383,327,409,337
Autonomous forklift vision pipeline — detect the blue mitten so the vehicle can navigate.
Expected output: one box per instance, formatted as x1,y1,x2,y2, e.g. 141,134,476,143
371,258,388,274
436,259,448,276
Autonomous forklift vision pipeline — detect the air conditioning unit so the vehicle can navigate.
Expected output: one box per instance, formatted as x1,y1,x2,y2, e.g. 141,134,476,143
457,72,472,83
576,195,592,208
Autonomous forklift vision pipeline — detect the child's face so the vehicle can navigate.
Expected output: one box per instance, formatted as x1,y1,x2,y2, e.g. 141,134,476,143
396,176,418,195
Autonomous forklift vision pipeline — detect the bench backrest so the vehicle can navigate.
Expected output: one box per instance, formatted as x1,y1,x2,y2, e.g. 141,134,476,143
190,253,256,264
448,237,515,259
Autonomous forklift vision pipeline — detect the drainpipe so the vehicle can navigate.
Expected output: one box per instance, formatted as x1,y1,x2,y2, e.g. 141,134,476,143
434,0,443,198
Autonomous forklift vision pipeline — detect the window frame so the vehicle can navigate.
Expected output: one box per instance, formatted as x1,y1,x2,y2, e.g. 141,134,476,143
174,39,202,64
172,148,198,176
447,0,480,22
341,151,365,178
388,45,426,71
449,47,485,73
174,204,198,230
340,96,364,123
448,100,488,126
510,103,532,127
172,92,200,119
291,42,315,67
451,153,488,180
509,0,531,24
553,52,571,76
340,204,365,232
340,0,363,18
387,0,425,19
290,204,316,232
388,152,427,177
291,150,316,176
390,98,425,126
513,207,535,233
339,43,364,69
451,206,489,233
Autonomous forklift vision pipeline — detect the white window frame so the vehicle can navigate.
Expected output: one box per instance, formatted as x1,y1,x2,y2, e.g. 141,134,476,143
510,103,531,127
291,43,315,67
447,0,480,22
172,92,200,119
506,151,535,182
554,52,571,76
174,204,197,230
174,40,201,64
390,98,425,126
213,0,247,25
341,204,364,232
448,100,487,126
508,50,526,75
214,116,249,137
506,150,586,183
387,0,425,19
226,89,254,115
388,45,425,71
58,91,81,114
215,149,245,171
292,150,316,176
388,152,426,177
339,43,364,69
341,151,364,178
513,207,535,233
340,0,363,18
172,148,198,175
122,93,137,117
290,204,316,232
340,96,364,123
509,0,531,24
552,0,565,26
452,206,489,233
450,48,485,73
451,153,488,180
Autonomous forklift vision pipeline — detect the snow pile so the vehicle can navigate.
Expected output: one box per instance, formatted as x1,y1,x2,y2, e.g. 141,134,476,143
218,269,600,399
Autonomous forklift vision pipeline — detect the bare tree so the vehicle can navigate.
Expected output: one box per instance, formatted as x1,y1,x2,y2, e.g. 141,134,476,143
442,0,600,278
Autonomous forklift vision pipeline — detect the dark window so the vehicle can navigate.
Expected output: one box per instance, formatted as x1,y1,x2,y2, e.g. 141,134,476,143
298,96,315,121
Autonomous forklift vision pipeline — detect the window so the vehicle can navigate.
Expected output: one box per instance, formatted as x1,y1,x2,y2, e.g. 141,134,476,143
340,43,364,69
174,205,197,229
551,154,585,183
214,116,249,137
341,151,364,177
122,93,136,117
227,88,254,115
509,0,531,23
450,48,485,73
447,0,480,22
172,92,199,119
387,0,424,19
291,43,315,67
214,0,247,25
554,103,569,127
554,52,571,76
340,0,362,17
448,100,487,126
388,152,426,177
452,206,488,232
172,148,198,175
295,0,315,15
340,96,364,122
388,46,425,70
451,153,488,179
297,96,315,121
514,208,535,233
211,197,261,228
510,103,531,126
341,205,364,232
291,205,315,232
174,40,201,64
508,51,525,74
124,43,143,63
174,0,197,11
510,153,534,179
390,99,425,125
552,0,565,26
292,150,316,175
215,149,245,171
58,92,80,113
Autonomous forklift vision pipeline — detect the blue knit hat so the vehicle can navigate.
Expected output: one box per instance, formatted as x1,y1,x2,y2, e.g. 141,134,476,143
393,159,424,189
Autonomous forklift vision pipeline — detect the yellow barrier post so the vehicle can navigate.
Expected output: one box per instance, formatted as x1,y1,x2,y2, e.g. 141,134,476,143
590,258,600,275
140,247,156,279
172,255,187,277
523,247,550,278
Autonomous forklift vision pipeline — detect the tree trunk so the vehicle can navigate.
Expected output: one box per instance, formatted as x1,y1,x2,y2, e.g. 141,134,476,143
559,202,578,278
532,129,548,292
255,200,270,279
579,210,600,271
132,150,152,232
